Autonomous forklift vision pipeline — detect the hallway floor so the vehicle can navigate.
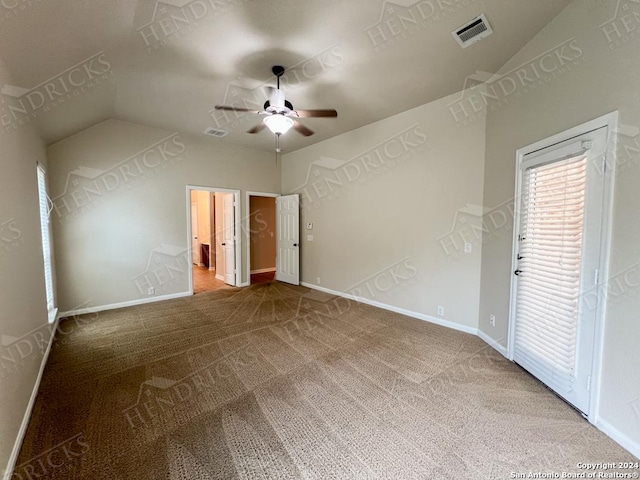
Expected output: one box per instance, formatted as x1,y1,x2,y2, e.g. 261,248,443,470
194,267,276,293
251,270,276,284
193,265,229,294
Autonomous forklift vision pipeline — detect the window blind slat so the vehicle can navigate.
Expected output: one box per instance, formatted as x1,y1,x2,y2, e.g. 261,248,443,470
516,307,578,338
514,331,575,367
513,345,575,391
517,295,578,320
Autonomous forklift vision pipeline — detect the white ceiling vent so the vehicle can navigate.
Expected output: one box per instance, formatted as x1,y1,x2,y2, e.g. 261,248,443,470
203,127,228,138
452,14,493,48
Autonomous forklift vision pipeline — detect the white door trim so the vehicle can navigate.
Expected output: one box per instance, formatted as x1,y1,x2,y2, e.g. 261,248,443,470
186,185,242,293
507,111,618,423
244,191,280,287
222,193,236,285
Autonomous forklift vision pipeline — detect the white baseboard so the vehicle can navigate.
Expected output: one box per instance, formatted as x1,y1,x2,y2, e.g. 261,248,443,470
477,329,508,358
250,268,276,274
4,316,60,480
595,417,640,460
58,291,192,317
300,282,478,336
215,274,224,282
239,282,250,287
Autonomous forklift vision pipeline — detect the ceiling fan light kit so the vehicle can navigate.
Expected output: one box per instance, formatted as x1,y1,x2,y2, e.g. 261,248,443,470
263,114,294,135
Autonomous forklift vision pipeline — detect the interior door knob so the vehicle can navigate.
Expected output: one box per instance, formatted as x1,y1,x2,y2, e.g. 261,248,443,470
222,242,226,246
293,243,298,247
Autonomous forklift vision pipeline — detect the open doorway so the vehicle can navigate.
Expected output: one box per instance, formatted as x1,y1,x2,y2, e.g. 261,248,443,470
246,192,278,285
187,186,240,294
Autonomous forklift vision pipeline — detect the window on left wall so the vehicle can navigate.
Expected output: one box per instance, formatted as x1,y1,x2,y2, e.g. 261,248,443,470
37,164,56,323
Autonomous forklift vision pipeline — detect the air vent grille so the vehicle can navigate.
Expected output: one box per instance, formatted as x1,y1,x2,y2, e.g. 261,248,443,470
203,127,228,138
453,14,493,48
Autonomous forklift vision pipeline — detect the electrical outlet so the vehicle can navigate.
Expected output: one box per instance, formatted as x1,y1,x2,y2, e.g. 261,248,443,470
464,243,473,253
316,277,321,284
307,234,314,241
306,222,313,230
490,314,496,327
148,287,155,296
437,306,444,316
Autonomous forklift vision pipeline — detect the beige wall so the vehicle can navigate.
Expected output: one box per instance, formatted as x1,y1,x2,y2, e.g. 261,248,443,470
282,90,486,331
478,0,640,452
249,196,276,272
48,119,278,311
0,61,51,475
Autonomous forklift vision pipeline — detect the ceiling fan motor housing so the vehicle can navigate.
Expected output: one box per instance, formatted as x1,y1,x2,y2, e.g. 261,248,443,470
264,99,294,112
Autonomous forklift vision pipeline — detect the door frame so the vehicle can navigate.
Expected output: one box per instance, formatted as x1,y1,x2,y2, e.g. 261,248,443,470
507,112,618,422
244,191,280,286
186,185,241,293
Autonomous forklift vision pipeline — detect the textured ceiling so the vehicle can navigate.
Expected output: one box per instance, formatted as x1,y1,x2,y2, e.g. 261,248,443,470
0,0,571,153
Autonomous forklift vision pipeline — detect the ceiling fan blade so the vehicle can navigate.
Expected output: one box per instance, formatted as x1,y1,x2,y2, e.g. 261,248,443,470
247,123,267,134
214,105,261,113
293,120,314,137
294,109,338,118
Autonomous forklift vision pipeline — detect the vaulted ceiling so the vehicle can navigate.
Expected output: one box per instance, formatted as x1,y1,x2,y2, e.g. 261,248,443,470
0,0,571,153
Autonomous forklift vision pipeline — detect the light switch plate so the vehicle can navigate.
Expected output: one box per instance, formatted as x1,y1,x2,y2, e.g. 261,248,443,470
307,235,314,241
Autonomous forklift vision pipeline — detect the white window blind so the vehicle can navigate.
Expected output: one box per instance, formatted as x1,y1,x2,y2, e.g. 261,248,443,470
37,165,55,318
513,155,587,392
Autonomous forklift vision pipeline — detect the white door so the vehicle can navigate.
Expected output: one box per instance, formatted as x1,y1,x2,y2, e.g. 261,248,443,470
191,202,200,265
276,194,300,285
511,127,607,414
222,193,236,286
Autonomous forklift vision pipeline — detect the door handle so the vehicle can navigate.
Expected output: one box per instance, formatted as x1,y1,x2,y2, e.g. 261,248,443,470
293,243,298,247
514,269,523,276
222,242,226,246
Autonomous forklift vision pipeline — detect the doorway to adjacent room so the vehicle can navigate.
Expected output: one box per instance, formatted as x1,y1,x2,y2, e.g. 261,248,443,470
246,192,278,285
187,186,240,294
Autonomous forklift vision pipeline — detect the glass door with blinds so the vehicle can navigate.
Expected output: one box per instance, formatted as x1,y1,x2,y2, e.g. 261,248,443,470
511,127,607,415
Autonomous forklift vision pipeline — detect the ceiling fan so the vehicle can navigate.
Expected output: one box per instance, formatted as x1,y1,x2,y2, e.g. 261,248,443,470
214,65,337,137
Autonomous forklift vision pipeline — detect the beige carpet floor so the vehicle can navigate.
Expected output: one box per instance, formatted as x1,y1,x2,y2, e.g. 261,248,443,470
15,281,637,479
